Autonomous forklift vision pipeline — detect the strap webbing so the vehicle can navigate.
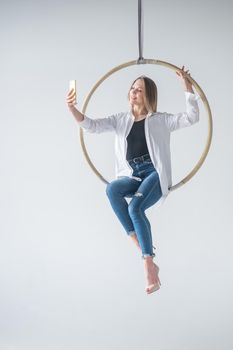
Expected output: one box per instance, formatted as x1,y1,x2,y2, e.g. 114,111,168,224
138,0,144,63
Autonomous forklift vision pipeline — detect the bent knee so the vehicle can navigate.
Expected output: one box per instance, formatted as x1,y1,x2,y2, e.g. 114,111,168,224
105,182,112,197
106,181,119,197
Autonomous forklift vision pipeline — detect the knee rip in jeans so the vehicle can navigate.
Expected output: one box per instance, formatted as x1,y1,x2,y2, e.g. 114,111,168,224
134,192,143,197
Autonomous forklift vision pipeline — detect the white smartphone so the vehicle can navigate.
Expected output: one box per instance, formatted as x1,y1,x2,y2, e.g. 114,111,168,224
69,80,77,104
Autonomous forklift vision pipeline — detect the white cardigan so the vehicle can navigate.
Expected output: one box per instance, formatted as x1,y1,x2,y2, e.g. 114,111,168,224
79,92,199,204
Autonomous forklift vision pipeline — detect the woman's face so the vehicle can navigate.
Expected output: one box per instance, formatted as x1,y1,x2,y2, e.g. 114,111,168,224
129,79,145,108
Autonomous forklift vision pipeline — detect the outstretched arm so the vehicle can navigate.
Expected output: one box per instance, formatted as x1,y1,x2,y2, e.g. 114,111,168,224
66,87,117,133
165,66,199,131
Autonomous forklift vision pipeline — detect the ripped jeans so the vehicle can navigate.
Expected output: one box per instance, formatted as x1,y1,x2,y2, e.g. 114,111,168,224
106,153,162,258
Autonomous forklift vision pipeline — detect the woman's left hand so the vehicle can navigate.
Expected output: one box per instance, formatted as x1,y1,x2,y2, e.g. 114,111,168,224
176,66,194,93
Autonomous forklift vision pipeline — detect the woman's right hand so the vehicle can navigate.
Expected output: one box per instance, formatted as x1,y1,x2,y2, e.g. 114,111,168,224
66,88,84,123
66,88,76,109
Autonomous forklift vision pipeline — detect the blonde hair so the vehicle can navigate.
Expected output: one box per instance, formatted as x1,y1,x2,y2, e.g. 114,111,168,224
128,76,158,113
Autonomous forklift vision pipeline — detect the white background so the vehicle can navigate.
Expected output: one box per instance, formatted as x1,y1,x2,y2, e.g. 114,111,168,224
0,0,232,349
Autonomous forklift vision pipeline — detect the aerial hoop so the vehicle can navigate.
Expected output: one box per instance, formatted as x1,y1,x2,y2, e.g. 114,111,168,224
80,58,213,191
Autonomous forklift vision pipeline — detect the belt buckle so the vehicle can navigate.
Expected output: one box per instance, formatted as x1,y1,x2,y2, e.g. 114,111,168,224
133,157,140,164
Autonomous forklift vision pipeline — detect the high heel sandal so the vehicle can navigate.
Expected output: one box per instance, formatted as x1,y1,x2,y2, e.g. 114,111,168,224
145,264,161,294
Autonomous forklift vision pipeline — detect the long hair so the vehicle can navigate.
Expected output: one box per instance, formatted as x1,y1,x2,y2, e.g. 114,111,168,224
128,76,158,113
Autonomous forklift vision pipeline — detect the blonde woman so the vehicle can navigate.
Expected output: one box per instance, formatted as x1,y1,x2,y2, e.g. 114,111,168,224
66,67,199,294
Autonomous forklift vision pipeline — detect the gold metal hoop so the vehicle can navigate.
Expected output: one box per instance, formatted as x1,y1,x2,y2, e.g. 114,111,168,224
80,59,213,191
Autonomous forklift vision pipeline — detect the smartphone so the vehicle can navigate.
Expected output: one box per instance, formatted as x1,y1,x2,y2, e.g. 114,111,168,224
69,80,77,104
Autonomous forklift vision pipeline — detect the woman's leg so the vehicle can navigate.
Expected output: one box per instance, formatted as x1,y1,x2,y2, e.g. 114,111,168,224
128,170,162,258
106,171,162,294
128,170,162,293
105,177,140,236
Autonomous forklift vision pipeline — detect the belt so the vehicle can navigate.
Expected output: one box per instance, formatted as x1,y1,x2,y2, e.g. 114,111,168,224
128,153,151,164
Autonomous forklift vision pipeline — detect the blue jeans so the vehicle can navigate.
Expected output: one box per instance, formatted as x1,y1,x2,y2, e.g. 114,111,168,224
106,153,162,258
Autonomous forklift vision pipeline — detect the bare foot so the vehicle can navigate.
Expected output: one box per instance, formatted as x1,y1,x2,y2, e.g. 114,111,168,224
144,258,161,294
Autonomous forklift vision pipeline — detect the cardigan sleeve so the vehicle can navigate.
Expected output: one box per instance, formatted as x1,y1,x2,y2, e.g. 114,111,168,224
78,113,118,134
165,92,200,132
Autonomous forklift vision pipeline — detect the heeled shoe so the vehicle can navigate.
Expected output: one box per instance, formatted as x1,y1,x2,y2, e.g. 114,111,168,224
145,264,161,294
146,279,161,294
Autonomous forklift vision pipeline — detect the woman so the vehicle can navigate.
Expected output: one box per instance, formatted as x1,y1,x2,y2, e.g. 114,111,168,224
66,66,199,295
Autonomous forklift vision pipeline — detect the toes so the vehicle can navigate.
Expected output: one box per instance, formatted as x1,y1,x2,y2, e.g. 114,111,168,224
146,283,160,294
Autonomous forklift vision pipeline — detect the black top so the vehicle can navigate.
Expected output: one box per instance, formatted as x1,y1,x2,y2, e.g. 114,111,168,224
126,118,149,160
